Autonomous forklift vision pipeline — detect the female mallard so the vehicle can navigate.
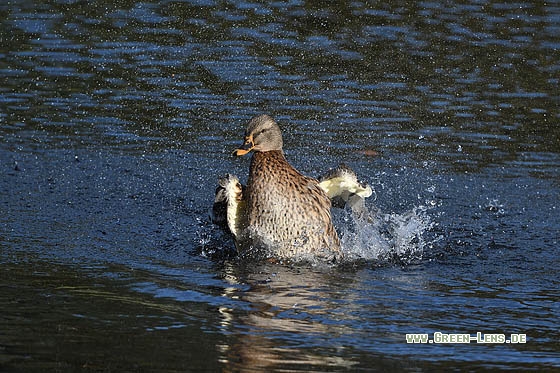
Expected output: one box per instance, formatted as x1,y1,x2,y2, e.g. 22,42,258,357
213,114,372,261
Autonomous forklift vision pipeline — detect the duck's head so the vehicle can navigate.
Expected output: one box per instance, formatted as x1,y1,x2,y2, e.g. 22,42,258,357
234,114,283,156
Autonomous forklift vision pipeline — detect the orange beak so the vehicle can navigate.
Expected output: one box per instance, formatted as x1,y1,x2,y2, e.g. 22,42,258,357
233,135,254,156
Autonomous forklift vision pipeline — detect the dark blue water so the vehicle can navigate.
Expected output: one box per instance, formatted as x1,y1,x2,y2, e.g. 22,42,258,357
1,0,559,371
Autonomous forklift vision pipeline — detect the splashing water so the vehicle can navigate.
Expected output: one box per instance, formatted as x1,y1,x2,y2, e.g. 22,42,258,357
199,196,439,266
336,204,437,264
199,204,438,265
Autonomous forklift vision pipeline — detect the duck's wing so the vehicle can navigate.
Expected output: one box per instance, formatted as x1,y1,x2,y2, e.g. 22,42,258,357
318,164,373,211
318,164,372,201
212,174,247,239
212,181,229,229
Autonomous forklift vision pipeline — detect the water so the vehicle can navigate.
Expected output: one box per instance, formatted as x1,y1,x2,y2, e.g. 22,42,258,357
1,0,559,371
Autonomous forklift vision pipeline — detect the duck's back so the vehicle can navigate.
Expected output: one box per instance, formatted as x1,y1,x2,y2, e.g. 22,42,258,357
244,150,341,259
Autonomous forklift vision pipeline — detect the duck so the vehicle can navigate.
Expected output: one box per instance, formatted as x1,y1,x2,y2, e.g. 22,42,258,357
212,114,372,261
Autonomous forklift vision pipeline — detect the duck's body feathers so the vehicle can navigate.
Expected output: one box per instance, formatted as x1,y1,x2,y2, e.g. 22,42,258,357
212,114,373,261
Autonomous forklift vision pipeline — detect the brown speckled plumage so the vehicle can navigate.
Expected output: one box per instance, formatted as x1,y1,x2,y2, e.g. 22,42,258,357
233,114,342,260
245,150,340,259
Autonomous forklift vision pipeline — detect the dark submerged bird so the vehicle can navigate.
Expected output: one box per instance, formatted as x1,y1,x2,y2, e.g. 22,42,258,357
212,114,372,261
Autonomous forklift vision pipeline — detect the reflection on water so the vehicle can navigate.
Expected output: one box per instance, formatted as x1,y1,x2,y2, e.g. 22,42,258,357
3,0,558,163
1,0,559,371
217,264,357,371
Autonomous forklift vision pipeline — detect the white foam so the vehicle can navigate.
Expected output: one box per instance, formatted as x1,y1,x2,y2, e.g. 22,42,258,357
336,204,437,264
201,203,439,266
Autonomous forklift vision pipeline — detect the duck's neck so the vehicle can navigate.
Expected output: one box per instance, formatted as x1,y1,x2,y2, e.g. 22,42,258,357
248,150,289,181
251,150,287,168
252,149,284,162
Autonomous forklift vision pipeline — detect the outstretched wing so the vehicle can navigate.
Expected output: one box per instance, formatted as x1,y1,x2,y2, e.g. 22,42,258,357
211,174,246,239
318,164,373,215
212,181,229,229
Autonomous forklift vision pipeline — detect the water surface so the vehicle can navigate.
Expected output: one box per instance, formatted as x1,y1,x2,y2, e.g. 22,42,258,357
1,0,559,371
